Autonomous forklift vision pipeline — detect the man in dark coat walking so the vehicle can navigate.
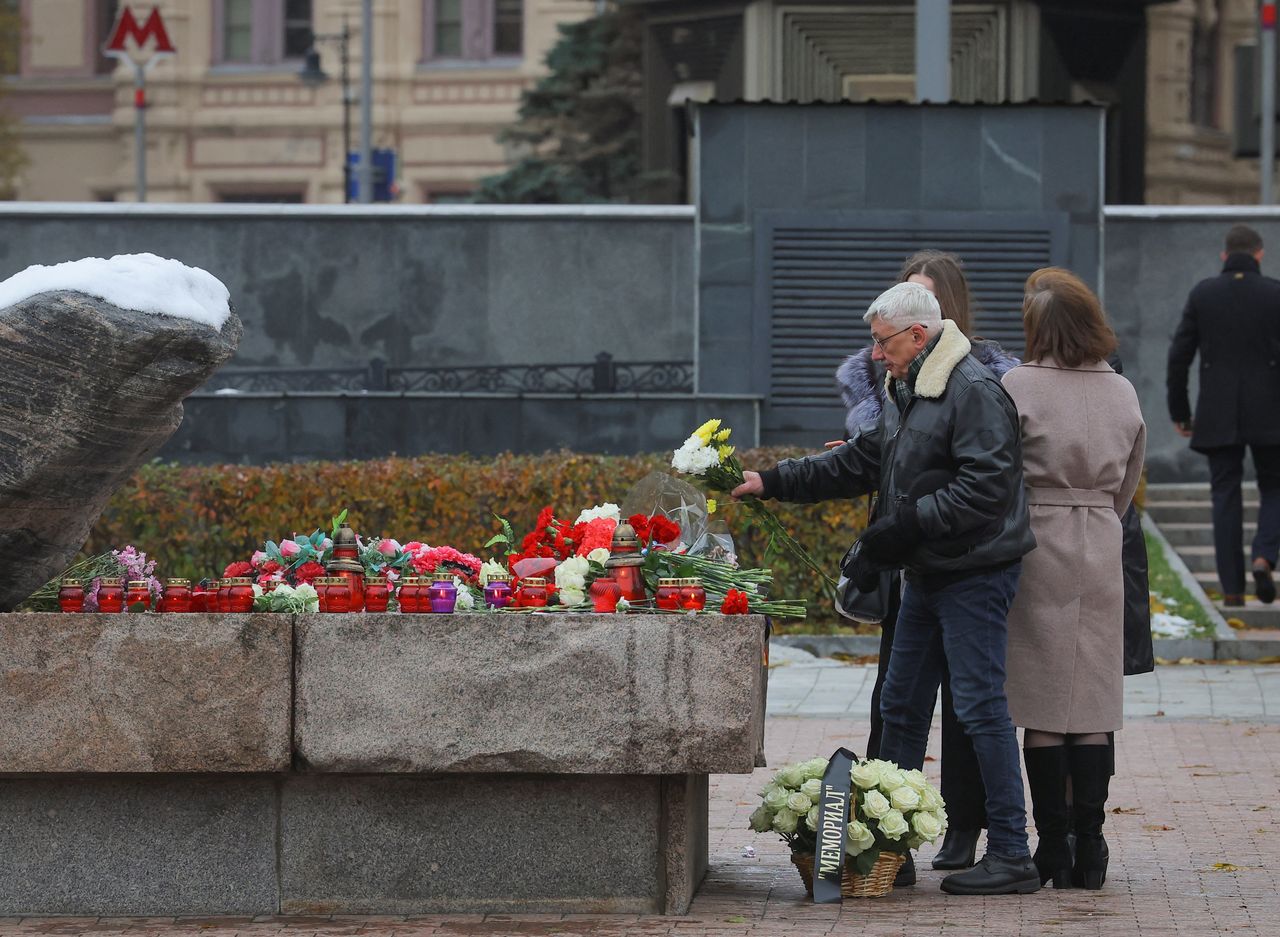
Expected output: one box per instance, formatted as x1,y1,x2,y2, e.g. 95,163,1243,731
1167,224,1280,606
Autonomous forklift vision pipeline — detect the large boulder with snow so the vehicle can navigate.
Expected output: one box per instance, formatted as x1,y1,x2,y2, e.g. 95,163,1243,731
0,254,241,610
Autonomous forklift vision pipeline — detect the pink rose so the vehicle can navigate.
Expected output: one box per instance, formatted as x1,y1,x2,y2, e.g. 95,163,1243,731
251,551,268,567
378,538,400,556
280,540,301,558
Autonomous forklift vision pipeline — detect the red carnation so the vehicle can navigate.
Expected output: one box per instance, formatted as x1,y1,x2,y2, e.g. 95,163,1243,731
628,513,652,543
650,517,681,546
721,589,750,614
260,560,282,575
292,561,326,584
222,560,254,579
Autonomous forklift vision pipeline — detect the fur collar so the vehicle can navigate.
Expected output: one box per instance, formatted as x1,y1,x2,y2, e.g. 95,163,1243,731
883,320,972,400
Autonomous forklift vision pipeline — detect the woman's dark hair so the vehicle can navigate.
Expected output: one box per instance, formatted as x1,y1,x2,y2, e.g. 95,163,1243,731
1022,267,1118,368
898,250,974,336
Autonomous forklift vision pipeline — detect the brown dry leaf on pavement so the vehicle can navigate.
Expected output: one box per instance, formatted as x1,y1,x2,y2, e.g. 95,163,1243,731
1144,824,1176,831
1111,806,1142,814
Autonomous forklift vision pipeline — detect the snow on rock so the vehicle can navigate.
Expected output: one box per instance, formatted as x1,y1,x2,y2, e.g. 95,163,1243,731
0,253,231,330
1151,611,1196,639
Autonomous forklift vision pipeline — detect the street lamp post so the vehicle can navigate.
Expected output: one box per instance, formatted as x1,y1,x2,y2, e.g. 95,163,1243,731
299,19,354,203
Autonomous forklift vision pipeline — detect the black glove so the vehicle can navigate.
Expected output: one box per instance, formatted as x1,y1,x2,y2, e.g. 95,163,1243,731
858,502,922,567
847,548,883,594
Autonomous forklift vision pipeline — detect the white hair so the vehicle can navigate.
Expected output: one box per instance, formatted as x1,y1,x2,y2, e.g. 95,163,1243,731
863,281,943,335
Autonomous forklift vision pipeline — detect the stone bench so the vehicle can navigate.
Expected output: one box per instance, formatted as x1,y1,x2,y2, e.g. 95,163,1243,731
0,612,767,916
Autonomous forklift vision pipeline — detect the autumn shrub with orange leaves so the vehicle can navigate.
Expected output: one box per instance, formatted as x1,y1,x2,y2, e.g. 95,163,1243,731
86,449,875,611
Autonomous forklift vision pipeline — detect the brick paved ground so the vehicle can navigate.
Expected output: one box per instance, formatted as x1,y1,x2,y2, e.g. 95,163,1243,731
5,662,1280,936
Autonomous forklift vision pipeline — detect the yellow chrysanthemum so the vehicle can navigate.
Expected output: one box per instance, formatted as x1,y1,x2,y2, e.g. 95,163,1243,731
694,418,722,445
706,499,717,514
718,445,735,461
713,428,732,443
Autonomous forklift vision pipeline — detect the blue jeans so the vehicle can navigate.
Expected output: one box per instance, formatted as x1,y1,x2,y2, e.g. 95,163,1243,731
877,563,1029,858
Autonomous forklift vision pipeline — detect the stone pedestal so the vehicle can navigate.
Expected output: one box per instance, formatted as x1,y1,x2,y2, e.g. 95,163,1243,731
0,612,767,915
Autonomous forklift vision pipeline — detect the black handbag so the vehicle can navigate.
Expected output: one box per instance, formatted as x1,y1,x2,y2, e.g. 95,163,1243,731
1121,503,1154,676
836,495,896,623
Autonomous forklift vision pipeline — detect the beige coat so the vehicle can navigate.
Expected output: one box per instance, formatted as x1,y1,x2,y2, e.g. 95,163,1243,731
1001,359,1146,734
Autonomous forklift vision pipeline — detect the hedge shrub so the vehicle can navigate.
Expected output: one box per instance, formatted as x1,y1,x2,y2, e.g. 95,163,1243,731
86,448,873,617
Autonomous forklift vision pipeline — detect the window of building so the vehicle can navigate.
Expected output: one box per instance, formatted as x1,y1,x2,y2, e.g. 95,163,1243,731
217,190,306,203
1189,0,1220,128
217,0,312,66
424,0,523,61
96,0,121,74
0,0,20,75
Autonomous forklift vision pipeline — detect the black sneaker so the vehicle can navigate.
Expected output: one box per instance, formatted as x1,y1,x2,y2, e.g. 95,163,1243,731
940,854,1041,895
1254,562,1276,605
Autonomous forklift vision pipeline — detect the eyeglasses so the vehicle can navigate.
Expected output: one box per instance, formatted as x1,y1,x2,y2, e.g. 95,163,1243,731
870,324,918,351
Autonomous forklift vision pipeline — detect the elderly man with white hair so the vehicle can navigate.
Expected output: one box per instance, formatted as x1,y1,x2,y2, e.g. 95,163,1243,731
733,281,1039,895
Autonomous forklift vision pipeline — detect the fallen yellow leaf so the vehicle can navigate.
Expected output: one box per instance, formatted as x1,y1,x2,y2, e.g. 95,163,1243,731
1211,863,1243,872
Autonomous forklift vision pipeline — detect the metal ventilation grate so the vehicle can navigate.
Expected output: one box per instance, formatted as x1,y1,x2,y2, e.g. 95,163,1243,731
768,226,1054,410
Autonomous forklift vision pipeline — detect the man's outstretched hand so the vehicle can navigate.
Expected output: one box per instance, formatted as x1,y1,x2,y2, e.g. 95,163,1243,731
731,471,764,500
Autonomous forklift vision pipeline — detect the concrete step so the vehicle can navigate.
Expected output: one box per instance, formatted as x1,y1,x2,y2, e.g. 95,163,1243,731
1158,522,1258,547
1221,602,1280,629
1146,482,1258,503
1146,501,1259,524
1175,545,1223,573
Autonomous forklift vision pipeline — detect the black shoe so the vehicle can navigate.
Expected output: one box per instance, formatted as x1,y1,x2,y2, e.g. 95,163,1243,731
939,854,1041,895
894,852,916,887
1067,745,1112,890
1223,593,1246,607
1254,562,1276,604
932,827,980,869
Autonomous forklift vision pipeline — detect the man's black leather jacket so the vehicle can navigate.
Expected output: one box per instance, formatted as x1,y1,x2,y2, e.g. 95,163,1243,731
760,345,1035,581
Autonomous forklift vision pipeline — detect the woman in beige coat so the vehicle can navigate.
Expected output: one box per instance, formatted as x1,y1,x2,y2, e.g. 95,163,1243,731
1001,268,1146,892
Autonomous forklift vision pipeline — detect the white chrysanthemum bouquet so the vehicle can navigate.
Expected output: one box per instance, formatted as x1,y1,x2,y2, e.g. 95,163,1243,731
671,419,837,589
749,756,948,876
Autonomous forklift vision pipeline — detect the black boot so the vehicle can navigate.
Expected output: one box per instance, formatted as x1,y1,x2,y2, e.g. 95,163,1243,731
939,854,1041,895
1023,746,1074,888
1068,745,1111,889
932,827,980,869
894,852,916,887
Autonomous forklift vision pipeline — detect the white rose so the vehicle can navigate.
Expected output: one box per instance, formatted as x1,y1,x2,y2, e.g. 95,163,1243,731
785,792,812,815
452,577,474,610
800,778,822,801
806,806,820,832
772,808,799,834
877,767,905,793
555,556,590,594
586,547,611,566
778,763,806,788
846,820,876,856
748,805,773,833
902,769,929,794
889,786,920,812
911,810,943,842
802,757,829,780
878,809,909,841
861,789,891,820
559,588,585,607
919,786,943,812
851,761,882,790
479,559,508,586
763,787,788,811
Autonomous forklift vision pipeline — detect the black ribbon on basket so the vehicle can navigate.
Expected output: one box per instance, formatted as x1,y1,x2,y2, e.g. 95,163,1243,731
813,746,858,904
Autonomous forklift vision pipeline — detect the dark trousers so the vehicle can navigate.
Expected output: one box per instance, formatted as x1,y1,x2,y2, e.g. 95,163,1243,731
866,581,988,830
1205,445,1280,596
878,564,1028,858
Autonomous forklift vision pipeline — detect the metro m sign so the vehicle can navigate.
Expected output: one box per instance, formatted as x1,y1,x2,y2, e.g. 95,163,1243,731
103,5,176,69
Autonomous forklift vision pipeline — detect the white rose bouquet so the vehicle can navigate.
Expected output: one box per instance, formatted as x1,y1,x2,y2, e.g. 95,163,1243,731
748,755,948,874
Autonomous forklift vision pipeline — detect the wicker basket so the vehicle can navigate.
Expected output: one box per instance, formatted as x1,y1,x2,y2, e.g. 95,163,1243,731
791,850,906,899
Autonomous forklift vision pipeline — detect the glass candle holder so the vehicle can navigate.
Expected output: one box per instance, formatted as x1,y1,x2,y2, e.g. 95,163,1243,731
655,577,683,611
483,576,513,609
215,579,233,613
58,579,85,613
97,577,124,613
326,579,351,613
679,577,707,611
314,578,330,613
226,577,255,613
126,580,151,612
589,577,621,613
515,577,548,608
364,576,389,612
427,578,458,613
397,577,421,613
160,578,192,613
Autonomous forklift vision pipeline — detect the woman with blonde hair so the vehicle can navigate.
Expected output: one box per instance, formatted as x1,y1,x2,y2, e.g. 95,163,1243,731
1001,268,1146,890
834,249,1019,877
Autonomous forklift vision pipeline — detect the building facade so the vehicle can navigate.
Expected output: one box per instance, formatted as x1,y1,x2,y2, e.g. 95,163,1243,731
1,0,594,202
